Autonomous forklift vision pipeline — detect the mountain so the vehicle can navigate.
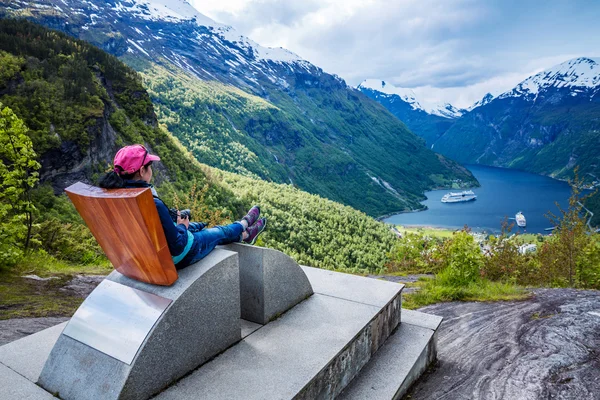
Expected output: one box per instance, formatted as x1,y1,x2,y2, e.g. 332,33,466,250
0,0,477,217
0,18,401,273
357,79,463,146
468,93,494,111
358,79,465,119
434,57,600,183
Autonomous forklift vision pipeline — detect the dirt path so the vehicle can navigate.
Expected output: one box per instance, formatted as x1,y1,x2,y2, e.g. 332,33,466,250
407,288,600,400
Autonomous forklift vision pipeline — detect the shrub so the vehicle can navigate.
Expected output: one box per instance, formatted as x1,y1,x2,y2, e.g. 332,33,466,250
436,230,484,286
387,232,443,274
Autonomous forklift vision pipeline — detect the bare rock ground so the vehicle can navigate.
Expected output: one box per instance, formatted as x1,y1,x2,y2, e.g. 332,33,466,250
0,316,69,346
407,288,600,400
0,274,104,346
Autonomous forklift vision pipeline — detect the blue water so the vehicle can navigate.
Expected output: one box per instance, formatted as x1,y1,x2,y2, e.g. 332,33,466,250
384,165,575,234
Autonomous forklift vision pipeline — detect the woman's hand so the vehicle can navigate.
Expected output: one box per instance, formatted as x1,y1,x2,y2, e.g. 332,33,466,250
177,211,190,229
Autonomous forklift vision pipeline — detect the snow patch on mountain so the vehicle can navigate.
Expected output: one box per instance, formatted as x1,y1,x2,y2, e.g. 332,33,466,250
213,25,302,63
499,57,600,100
358,79,464,119
19,0,304,64
469,93,494,111
110,0,219,26
122,0,303,63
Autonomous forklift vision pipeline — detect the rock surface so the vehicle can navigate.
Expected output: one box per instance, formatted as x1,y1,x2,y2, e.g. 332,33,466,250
0,317,69,346
407,288,600,400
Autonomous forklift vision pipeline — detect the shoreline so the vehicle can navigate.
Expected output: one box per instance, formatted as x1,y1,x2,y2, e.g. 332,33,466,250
376,206,427,221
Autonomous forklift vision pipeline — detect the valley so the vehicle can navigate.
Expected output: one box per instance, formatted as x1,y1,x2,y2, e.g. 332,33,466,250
0,0,477,217
0,3,598,399
359,60,600,225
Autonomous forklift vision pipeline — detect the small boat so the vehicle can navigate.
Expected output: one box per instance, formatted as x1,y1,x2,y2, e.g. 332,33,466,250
515,212,526,228
441,190,477,203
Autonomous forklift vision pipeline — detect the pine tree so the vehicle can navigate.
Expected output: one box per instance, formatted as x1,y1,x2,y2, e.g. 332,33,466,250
0,104,40,267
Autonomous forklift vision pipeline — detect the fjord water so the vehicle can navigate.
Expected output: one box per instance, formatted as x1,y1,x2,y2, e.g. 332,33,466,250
384,165,575,234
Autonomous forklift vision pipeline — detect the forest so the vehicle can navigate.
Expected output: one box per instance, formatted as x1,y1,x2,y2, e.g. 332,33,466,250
0,18,398,277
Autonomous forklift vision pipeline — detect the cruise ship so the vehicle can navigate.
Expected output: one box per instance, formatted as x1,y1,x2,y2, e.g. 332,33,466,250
441,190,477,203
515,212,527,227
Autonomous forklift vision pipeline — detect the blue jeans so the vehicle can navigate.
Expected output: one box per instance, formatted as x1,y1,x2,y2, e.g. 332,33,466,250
189,222,244,264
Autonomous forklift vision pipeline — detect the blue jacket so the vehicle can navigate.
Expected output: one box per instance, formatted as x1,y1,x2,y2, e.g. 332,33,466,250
124,181,199,269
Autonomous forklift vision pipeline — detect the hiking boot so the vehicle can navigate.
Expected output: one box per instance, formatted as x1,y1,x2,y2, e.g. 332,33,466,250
242,205,261,227
243,217,266,245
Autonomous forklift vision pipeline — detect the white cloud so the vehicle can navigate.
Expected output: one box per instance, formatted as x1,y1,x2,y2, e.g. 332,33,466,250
191,0,600,107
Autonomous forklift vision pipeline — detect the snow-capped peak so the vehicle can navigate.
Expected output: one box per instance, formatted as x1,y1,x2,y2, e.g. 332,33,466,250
111,0,217,26
469,93,494,111
358,79,464,118
359,79,421,107
111,0,302,62
499,57,600,100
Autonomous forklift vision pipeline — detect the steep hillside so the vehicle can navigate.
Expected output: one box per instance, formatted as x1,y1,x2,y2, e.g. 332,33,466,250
357,80,458,147
0,19,399,272
0,17,215,199
0,0,478,216
434,57,600,183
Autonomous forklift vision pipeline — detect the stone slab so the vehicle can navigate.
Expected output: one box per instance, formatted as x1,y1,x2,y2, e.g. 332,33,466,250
0,322,66,382
220,244,313,324
0,318,264,388
156,293,382,400
240,319,262,338
301,266,404,307
38,248,242,400
338,322,437,400
62,280,172,365
0,364,54,400
402,309,443,331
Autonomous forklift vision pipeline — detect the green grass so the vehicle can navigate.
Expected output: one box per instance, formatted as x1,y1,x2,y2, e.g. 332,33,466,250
11,251,111,277
402,276,530,309
0,252,111,320
512,233,545,245
396,225,457,239
0,274,83,320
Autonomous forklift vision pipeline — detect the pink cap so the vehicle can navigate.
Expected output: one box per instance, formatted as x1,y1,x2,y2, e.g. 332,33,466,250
113,144,160,175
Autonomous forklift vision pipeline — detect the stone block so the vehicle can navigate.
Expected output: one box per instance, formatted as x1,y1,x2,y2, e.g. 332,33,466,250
402,308,443,331
340,309,444,400
0,322,66,382
157,269,403,400
220,243,313,324
301,266,403,307
338,322,438,400
0,363,55,400
156,293,382,400
38,248,241,400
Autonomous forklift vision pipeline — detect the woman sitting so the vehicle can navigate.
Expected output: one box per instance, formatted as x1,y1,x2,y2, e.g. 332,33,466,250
99,144,266,269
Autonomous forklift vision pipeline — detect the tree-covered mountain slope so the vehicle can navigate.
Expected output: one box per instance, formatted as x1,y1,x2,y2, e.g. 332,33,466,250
434,58,600,183
0,17,203,197
0,18,398,273
0,0,477,217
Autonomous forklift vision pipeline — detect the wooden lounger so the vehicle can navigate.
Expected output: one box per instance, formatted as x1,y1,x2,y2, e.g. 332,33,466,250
65,182,178,285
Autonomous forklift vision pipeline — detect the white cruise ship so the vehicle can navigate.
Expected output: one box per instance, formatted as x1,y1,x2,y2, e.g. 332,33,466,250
441,190,477,203
515,212,527,227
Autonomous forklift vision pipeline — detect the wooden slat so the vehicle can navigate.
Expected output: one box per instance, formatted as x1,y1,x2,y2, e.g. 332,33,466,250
65,182,178,286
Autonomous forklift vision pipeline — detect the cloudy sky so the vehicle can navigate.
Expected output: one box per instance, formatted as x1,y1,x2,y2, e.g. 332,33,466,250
191,0,600,108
